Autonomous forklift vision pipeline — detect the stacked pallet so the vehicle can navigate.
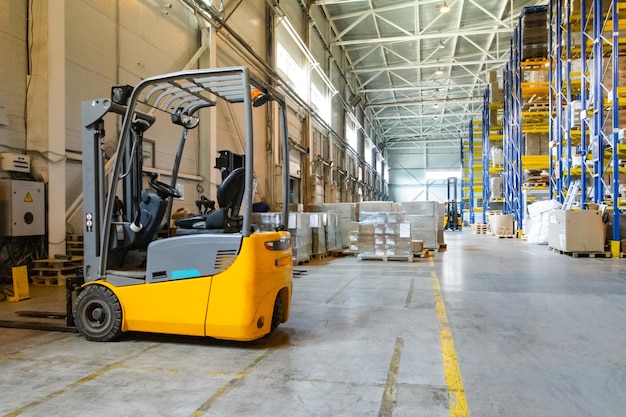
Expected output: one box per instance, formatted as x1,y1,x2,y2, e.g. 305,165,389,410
520,7,548,61
357,212,413,262
471,223,490,234
31,256,82,286
523,168,549,187
66,234,84,257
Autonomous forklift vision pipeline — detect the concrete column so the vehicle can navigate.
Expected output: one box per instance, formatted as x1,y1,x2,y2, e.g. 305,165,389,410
27,0,66,256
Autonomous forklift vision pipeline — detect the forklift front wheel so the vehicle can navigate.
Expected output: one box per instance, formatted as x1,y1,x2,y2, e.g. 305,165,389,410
74,285,123,342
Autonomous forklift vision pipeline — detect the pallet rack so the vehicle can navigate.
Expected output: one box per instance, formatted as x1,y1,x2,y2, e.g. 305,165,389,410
548,0,624,256
482,85,505,214
502,22,523,235
461,130,470,223
500,5,552,237
464,119,484,225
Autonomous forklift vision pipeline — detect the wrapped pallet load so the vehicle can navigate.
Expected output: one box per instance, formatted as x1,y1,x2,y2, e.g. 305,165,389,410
526,200,562,245
358,211,412,261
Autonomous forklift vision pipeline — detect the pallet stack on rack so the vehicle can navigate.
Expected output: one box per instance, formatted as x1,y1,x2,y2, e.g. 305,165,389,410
482,79,505,215
461,130,471,224
464,118,484,226
494,5,552,238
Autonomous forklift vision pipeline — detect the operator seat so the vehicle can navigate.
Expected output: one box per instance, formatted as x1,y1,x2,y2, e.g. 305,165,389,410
109,188,168,252
176,167,246,235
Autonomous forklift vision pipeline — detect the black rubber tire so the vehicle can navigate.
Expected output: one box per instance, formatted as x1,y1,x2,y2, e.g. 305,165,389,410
74,285,123,342
270,294,283,333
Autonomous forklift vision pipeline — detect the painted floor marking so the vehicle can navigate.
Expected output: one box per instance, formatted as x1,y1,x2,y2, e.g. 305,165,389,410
431,271,470,417
3,344,160,417
190,350,271,416
378,337,404,417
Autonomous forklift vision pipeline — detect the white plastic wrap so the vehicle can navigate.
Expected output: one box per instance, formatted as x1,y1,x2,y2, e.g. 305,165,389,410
526,200,562,245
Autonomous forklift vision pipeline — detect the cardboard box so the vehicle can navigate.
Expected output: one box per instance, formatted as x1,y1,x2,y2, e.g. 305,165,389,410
548,210,605,253
489,214,514,235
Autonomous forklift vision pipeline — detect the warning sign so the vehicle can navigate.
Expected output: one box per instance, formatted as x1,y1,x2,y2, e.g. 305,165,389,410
24,192,33,203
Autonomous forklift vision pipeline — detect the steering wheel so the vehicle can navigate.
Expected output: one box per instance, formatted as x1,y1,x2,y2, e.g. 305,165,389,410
149,173,181,199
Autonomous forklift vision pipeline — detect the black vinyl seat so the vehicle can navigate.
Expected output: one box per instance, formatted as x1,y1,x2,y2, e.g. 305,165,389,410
109,189,168,252
177,167,245,235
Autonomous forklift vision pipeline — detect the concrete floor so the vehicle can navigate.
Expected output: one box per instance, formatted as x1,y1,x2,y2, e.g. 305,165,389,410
0,231,625,417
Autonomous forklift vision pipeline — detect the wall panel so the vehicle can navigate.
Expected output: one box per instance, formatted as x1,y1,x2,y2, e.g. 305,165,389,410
0,0,27,151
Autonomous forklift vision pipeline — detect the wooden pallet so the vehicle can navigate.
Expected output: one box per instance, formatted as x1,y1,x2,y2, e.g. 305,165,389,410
66,234,84,256
413,249,430,258
495,234,516,239
549,248,611,258
31,257,82,286
331,249,357,257
523,182,548,188
471,223,490,234
357,254,414,262
523,102,550,112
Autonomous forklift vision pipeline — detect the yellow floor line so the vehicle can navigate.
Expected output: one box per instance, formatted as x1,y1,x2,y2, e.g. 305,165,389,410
431,271,470,417
378,337,404,417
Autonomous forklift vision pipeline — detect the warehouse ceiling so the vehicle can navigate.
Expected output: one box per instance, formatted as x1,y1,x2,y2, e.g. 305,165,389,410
314,0,547,152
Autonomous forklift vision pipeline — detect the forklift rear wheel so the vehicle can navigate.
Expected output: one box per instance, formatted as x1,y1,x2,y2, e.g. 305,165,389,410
75,285,123,342
270,294,283,333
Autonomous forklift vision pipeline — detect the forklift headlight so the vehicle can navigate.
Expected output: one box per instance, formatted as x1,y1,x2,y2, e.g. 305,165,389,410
264,237,291,251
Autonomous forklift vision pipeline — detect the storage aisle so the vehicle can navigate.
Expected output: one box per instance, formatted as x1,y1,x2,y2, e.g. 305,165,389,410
0,232,624,416
439,232,625,416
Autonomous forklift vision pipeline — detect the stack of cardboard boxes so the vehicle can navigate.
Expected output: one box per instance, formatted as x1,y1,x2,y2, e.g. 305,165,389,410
357,212,412,259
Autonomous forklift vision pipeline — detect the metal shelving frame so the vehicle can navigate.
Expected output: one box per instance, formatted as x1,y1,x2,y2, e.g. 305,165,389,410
468,119,476,224
482,87,492,214
461,132,469,222
502,20,525,234
549,0,623,256
549,0,565,202
463,117,485,225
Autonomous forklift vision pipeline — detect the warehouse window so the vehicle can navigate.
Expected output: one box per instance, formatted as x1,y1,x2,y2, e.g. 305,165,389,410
364,142,373,166
346,122,357,151
277,43,306,98
425,170,461,180
311,84,330,123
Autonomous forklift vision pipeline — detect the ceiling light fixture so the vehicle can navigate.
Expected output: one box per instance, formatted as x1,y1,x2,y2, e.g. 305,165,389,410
440,1,450,13
435,67,444,75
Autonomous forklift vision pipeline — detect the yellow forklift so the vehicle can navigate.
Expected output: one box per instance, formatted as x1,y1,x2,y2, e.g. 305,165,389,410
444,177,462,231
74,67,292,341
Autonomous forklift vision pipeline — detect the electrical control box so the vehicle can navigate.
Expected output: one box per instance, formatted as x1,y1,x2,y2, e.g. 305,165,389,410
0,179,45,236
